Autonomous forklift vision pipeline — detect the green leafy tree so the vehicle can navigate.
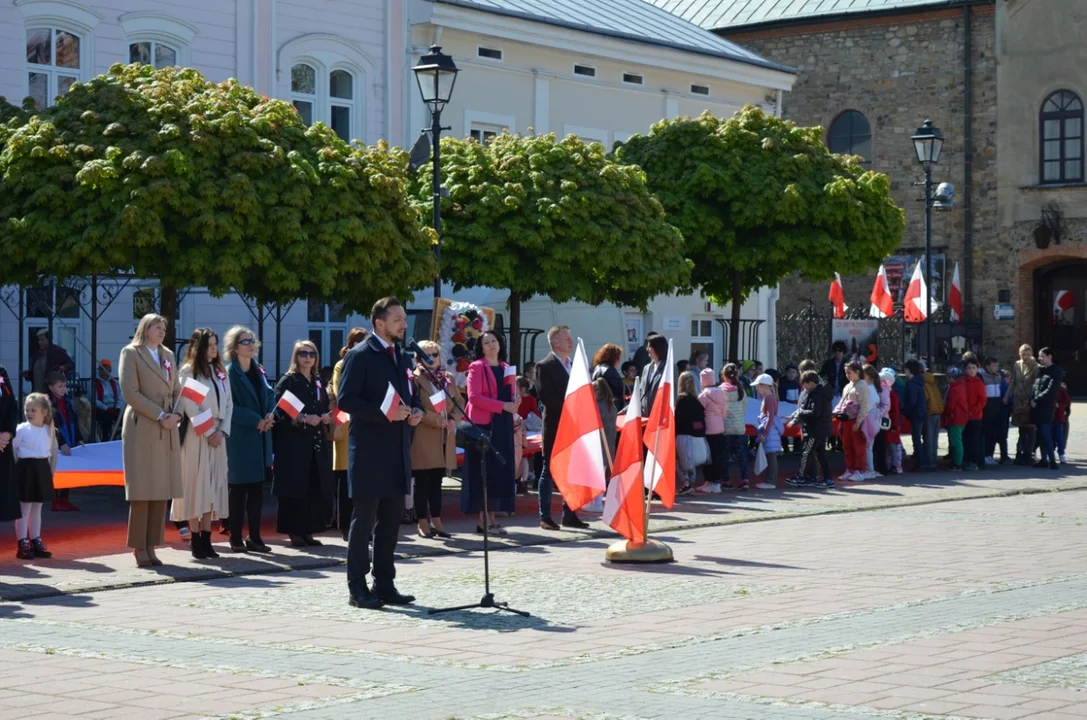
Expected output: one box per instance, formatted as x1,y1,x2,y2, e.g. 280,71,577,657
415,132,691,365
0,64,435,345
615,106,905,362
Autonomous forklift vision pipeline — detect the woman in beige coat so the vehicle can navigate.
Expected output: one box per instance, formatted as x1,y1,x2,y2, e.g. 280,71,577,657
328,327,368,541
171,328,233,559
120,314,183,567
1010,343,1040,464
411,341,463,539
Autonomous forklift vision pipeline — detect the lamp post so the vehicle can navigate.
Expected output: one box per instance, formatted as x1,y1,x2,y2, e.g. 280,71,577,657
412,45,460,299
911,119,944,363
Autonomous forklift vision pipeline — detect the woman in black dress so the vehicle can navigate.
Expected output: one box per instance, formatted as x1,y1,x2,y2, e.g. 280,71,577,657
461,330,517,534
272,340,334,547
0,365,20,527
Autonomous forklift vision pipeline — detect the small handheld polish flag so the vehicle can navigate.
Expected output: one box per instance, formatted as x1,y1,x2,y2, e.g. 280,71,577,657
429,389,447,414
192,409,216,437
277,390,305,419
380,382,401,421
334,409,350,424
181,377,211,405
504,365,517,385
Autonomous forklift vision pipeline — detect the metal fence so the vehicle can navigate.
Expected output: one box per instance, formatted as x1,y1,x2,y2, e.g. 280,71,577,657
777,301,984,372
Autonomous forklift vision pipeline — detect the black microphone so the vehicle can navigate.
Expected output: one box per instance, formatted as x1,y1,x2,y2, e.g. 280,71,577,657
403,338,431,364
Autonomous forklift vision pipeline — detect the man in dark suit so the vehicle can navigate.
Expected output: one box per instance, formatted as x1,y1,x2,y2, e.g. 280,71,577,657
820,342,848,395
336,297,423,609
535,325,588,530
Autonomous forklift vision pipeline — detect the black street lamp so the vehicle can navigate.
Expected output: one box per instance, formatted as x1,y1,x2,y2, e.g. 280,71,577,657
911,119,944,363
413,45,460,298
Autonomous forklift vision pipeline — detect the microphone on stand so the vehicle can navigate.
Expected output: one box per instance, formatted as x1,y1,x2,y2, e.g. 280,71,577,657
404,338,449,390
403,338,431,364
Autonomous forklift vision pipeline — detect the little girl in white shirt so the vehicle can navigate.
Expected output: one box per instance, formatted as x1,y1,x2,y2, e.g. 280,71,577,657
13,393,56,559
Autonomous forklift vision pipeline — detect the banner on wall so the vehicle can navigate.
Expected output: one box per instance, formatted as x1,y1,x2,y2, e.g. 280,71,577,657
831,319,879,365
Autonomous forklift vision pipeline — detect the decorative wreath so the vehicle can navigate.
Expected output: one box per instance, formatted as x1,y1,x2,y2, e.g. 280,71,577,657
438,301,489,383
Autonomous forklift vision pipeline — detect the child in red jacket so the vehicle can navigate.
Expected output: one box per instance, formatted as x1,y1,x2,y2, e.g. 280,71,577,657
943,368,970,470
961,354,988,470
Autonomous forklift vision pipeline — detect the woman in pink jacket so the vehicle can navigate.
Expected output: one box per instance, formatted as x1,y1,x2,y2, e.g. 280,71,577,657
461,331,519,534
698,367,727,493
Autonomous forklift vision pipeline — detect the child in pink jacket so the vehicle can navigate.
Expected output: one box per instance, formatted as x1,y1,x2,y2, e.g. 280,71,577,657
698,367,726,493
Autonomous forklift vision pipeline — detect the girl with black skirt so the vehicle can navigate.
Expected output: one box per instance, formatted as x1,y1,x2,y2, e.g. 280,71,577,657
13,393,56,559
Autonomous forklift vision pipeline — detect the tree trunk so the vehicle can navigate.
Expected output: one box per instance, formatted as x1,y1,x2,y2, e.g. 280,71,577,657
729,269,742,364
508,290,521,367
160,284,178,352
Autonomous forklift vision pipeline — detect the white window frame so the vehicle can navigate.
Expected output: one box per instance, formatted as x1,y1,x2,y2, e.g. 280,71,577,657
306,301,348,367
16,0,102,109
278,34,376,144
119,12,195,67
573,63,597,78
622,72,644,86
469,123,505,144
464,110,516,139
690,83,711,97
290,62,319,126
563,124,608,145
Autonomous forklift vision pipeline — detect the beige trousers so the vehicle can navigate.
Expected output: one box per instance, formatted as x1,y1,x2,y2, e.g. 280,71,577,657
127,500,168,549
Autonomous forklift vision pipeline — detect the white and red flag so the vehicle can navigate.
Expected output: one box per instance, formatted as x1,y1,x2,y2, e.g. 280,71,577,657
192,409,216,437
549,338,607,512
904,260,939,323
380,382,401,421
949,262,963,322
603,378,646,544
829,272,848,319
334,409,350,424
181,377,210,405
429,389,447,414
869,264,894,319
1054,290,1073,319
504,365,517,385
277,389,305,419
643,339,676,509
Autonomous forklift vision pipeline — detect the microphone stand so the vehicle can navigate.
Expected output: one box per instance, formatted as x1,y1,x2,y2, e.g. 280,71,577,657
410,351,529,618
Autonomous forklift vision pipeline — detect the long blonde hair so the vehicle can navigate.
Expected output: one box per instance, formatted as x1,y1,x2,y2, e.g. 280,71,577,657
677,371,697,398
131,313,167,347
287,340,319,380
24,392,53,428
223,325,259,362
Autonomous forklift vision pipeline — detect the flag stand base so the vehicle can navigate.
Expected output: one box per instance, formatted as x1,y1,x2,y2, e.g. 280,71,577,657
605,539,674,563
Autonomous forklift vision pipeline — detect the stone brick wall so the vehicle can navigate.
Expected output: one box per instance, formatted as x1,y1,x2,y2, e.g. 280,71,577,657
723,6,999,362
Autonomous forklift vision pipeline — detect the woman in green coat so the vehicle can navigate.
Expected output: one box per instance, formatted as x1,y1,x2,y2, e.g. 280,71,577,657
224,326,275,553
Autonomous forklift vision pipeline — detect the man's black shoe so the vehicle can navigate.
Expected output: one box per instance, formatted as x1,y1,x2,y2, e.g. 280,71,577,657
349,587,384,610
561,514,589,529
374,586,415,605
540,516,560,530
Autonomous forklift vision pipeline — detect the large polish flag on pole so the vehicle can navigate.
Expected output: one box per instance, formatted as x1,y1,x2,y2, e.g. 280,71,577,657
869,264,894,319
603,378,645,544
904,259,939,322
829,272,848,319
549,338,606,512
643,339,676,509
949,262,963,322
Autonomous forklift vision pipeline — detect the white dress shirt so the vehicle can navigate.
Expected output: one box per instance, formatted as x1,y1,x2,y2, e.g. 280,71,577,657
13,422,53,459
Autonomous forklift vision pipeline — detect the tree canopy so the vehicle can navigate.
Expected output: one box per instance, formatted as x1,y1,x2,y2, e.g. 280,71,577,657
614,106,905,358
414,131,691,362
0,63,435,310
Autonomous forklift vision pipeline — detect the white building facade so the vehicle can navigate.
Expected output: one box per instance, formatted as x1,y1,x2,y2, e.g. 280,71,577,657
0,0,794,391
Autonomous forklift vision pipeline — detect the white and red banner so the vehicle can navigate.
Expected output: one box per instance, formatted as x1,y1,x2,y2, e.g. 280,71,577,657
643,339,676,509
429,389,447,414
380,382,401,421
949,262,963,322
181,377,210,405
277,389,305,419
829,272,848,319
504,365,517,385
549,338,606,512
869,264,894,319
192,409,215,437
904,260,939,323
603,378,645,544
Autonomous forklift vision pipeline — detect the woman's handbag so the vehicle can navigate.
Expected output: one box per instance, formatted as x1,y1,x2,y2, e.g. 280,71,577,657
690,436,711,467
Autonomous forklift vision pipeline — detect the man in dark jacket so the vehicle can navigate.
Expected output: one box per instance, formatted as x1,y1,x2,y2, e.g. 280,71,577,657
1030,347,1063,469
903,359,930,470
535,325,587,530
820,342,848,395
336,297,422,609
786,370,834,487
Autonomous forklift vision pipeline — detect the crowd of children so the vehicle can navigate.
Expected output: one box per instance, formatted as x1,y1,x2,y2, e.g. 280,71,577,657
673,344,1072,492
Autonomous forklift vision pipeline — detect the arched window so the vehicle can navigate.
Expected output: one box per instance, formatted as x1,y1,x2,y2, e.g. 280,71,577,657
329,69,354,142
828,110,872,168
25,27,82,109
129,40,177,68
290,63,317,125
1040,90,1084,184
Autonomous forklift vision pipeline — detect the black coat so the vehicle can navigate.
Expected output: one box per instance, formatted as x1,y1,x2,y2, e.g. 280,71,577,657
536,352,569,456
0,365,19,522
796,381,834,438
271,372,333,499
639,360,664,418
336,336,421,500
592,364,625,411
820,357,848,395
1030,364,1063,425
